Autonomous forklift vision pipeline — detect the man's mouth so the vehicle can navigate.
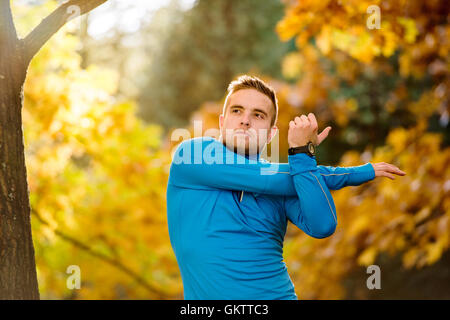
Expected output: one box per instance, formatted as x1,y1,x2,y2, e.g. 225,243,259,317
233,130,252,137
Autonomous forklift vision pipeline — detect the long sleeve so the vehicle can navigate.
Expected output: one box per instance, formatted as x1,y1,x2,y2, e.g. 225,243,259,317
317,163,375,190
284,153,337,239
169,137,297,196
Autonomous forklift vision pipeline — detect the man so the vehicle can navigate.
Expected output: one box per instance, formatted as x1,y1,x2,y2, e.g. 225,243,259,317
166,75,405,300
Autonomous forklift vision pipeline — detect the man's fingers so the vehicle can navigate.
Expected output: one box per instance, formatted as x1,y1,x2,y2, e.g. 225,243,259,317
300,115,310,127
377,163,406,176
308,113,318,130
372,162,407,180
378,171,396,180
390,164,406,175
387,165,406,175
317,126,332,145
293,114,318,128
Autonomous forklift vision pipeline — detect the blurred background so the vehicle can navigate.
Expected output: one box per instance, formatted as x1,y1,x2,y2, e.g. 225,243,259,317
12,0,449,299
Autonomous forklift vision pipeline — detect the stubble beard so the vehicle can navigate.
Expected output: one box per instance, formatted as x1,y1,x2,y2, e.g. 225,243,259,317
221,129,266,157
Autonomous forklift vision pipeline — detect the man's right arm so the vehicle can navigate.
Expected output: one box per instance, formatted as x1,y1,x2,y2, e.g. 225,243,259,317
168,137,297,196
283,153,337,239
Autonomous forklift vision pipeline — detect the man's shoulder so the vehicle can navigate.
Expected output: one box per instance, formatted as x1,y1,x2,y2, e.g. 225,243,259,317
175,136,219,149
172,136,224,164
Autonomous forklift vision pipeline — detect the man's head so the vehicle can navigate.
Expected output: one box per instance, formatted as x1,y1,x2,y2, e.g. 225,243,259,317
219,75,278,156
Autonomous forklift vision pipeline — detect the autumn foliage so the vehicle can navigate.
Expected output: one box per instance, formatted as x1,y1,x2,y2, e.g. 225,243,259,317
16,0,449,299
20,12,178,297
192,0,449,299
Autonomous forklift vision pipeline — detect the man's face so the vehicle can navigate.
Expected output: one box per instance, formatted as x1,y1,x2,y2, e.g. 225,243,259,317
219,88,277,156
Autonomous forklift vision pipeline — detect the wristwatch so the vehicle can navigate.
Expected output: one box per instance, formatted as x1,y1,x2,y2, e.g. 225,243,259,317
288,141,316,157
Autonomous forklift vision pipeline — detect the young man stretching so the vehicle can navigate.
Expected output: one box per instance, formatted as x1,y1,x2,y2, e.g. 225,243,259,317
166,75,405,300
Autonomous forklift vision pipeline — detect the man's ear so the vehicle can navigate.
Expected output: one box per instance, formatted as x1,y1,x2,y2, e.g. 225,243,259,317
267,126,278,144
219,114,224,129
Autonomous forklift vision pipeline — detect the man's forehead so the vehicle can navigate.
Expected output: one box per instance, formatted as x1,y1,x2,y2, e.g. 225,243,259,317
227,89,273,112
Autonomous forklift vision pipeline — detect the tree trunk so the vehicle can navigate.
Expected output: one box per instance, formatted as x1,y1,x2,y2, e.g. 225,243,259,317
0,0,108,299
0,13,39,300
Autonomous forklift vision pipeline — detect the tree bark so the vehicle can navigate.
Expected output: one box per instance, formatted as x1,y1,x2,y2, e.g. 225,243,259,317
0,0,108,299
0,0,39,299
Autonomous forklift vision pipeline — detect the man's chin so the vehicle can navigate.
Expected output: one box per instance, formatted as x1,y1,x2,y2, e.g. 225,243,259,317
220,134,262,156
233,145,250,156
227,141,259,157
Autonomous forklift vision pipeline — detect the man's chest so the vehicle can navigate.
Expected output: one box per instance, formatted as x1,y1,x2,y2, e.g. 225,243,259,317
230,190,287,239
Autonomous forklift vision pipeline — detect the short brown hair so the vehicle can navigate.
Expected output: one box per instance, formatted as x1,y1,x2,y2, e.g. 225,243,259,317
223,75,278,126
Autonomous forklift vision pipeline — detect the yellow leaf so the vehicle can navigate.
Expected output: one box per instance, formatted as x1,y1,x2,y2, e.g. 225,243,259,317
358,247,378,266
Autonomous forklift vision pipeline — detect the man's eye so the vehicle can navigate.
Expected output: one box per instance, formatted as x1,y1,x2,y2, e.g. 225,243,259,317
232,109,240,113
255,113,264,119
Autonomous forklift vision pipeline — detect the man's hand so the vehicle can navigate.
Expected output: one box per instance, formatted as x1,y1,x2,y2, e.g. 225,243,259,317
288,113,332,148
371,162,406,180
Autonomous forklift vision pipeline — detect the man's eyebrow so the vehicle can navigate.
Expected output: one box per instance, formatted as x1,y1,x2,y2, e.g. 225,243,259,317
229,105,269,116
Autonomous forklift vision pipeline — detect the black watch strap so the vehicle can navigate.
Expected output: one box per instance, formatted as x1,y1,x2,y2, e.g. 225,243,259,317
288,142,316,156
288,145,309,155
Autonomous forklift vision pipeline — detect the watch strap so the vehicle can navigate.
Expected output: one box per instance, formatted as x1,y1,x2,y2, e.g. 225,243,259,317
288,145,310,156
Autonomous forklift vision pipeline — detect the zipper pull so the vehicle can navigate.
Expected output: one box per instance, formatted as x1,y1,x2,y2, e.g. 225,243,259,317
240,190,244,202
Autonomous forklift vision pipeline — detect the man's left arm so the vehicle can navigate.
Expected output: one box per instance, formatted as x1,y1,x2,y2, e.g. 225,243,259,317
284,113,405,191
282,158,406,239
281,113,406,238
317,162,406,190
317,163,375,190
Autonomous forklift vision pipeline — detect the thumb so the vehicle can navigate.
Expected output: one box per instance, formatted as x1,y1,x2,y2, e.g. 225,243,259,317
317,126,332,145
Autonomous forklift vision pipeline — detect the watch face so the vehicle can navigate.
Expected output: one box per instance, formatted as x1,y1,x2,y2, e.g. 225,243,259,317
308,143,315,154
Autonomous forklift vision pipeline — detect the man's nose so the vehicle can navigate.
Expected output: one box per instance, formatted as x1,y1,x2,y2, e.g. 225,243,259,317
240,114,250,127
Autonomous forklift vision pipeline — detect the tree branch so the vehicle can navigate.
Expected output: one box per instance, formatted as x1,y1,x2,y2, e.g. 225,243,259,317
31,208,170,299
0,0,18,46
22,0,108,65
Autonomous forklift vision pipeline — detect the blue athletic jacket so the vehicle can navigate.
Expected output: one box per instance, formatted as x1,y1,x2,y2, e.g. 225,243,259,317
166,137,375,300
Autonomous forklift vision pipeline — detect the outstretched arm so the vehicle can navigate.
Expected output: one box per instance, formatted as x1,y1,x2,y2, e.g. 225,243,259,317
371,162,406,180
281,113,405,238
291,112,405,190
318,162,405,190
317,163,376,190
